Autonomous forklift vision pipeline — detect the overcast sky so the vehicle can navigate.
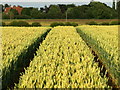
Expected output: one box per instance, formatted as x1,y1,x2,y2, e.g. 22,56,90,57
0,0,113,2
0,0,115,8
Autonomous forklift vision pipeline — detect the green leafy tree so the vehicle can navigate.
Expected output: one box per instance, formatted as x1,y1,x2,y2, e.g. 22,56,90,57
47,5,62,19
117,1,120,10
30,8,42,19
58,4,67,13
6,9,19,19
21,8,31,16
4,4,10,8
8,11,14,19
117,1,120,19
67,7,75,19
67,5,89,19
67,4,76,9
10,9,19,15
2,12,10,19
88,2,117,19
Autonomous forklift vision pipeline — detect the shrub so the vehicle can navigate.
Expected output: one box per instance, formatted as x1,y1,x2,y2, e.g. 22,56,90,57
0,22,6,26
65,22,72,26
71,22,78,27
65,22,78,27
99,22,110,25
32,22,41,27
2,22,6,26
14,15,32,19
50,22,64,27
0,22,2,26
110,21,119,25
50,22,78,27
9,21,18,26
86,21,98,25
58,22,65,26
2,13,10,19
17,21,30,27
119,21,120,25
9,21,30,27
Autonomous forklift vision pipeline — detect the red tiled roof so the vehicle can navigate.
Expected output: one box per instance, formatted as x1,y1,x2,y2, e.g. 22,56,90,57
4,6,23,15
4,7,12,13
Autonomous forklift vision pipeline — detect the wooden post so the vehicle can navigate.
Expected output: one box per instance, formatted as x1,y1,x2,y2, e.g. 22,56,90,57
66,10,67,22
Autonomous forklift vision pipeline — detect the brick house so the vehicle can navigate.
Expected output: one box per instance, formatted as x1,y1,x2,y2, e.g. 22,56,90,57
4,6,23,15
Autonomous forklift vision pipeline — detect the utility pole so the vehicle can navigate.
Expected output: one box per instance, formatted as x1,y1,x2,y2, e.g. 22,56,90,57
91,0,94,2
113,0,116,9
66,10,67,22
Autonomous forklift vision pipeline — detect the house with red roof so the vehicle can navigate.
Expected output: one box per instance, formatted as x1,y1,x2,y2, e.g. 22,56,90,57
4,6,23,15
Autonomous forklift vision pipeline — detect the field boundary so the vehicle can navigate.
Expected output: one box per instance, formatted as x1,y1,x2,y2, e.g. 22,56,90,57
76,28,119,88
2,19,118,26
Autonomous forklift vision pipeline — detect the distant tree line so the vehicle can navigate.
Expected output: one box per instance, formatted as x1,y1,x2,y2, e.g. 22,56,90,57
1,1,120,19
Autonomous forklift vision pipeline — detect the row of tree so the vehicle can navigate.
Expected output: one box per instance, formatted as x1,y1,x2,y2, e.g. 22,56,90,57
1,1,120,19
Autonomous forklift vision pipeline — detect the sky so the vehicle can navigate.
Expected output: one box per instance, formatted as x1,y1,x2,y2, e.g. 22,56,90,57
0,0,115,8
0,0,113,2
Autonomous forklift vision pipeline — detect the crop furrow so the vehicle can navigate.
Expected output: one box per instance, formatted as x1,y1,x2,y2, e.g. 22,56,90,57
2,27,51,89
16,26,109,88
76,27,119,88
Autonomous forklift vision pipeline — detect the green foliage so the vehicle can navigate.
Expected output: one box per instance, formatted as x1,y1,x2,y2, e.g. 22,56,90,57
99,22,110,25
67,6,89,19
65,22,78,27
8,11,14,19
50,22,78,27
0,22,6,26
2,22,6,26
86,21,98,25
14,21,29,27
21,8,32,16
30,8,42,19
110,21,120,25
66,2,117,19
10,9,19,15
9,21,30,27
31,22,41,27
47,5,62,19
9,21,18,26
88,2,117,19
117,1,120,15
2,2,118,19
14,15,31,19
50,22,65,27
4,4,10,8
5,9,19,19
2,13,10,19
1,2,118,19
